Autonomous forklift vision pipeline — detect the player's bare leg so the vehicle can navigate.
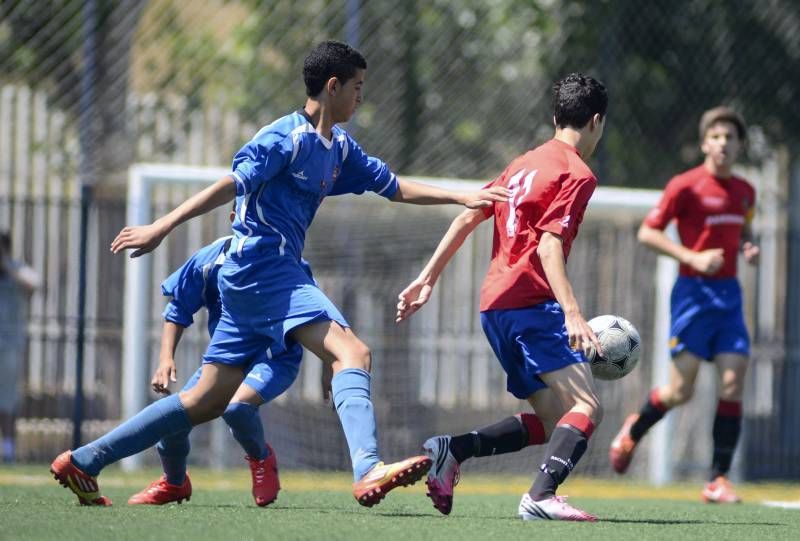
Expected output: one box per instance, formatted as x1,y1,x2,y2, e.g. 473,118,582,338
292,321,430,507
611,351,701,473
519,364,599,522
702,353,747,503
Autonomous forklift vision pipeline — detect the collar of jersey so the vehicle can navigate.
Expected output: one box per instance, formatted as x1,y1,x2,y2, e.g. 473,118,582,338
297,108,334,149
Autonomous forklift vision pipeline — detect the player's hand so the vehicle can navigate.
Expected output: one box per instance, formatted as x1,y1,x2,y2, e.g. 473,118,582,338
742,241,760,265
111,222,169,258
688,248,724,275
152,358,177,395
564,310,603,358
396,277,433,322
462,186,511,209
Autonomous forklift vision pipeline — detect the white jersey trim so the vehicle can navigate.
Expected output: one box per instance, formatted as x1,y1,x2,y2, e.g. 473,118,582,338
231,171,247,194
375,173,398,196
254,183,288,256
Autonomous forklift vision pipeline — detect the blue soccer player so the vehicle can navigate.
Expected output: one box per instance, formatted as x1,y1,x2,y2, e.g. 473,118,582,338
396,74,607,521
127,205,305,507
51,40,509,507
609,106,759,503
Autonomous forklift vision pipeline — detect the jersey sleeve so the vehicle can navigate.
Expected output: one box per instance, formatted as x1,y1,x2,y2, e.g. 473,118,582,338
329,134,399,199
160,255,206,328
535,176,596,242
230,133,293,196
643,176,685,230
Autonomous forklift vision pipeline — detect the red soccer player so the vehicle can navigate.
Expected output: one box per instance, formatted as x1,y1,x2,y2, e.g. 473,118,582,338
397,73,607,521
609,106,759,503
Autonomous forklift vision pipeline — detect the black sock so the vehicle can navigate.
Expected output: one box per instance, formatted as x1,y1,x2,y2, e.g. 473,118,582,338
448,414,544,464
630,389,668,442
710,400,742,480
529,414,592,501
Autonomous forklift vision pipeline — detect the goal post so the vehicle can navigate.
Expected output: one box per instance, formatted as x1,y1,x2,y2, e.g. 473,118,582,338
122,163,675,481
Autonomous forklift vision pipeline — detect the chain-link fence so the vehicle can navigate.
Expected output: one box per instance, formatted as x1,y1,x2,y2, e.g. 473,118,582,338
1,0,799,480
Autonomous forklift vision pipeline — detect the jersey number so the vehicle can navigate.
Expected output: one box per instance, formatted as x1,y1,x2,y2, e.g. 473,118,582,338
505,169,537,237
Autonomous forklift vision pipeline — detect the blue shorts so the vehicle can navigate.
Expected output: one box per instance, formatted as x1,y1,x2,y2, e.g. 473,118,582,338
670,276,750,361
480,301,586,399
203,255,348,366
183,344,302,403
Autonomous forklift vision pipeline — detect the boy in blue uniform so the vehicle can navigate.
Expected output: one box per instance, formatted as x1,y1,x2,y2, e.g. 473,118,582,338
51,40,508,507
127,206,309,506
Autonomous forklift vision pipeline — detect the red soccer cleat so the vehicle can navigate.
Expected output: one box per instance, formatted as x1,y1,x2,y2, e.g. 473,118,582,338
702,476,742,504
127,474,192,505
50,450,112,506
609,414,640,474
352,455,432,507
247,444,280,507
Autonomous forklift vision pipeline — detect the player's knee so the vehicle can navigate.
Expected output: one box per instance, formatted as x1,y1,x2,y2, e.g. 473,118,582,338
337,340,371,371
180,393,228,423
222,401,256,429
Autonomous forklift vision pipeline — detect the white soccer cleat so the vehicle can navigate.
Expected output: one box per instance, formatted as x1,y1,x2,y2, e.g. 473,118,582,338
518,493,597,522
422,435,460,515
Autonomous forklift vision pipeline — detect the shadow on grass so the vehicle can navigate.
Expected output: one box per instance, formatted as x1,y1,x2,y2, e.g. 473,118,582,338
601,518,787,526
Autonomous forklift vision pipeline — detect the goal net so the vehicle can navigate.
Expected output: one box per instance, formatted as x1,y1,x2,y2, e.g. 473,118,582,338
122,163,697,482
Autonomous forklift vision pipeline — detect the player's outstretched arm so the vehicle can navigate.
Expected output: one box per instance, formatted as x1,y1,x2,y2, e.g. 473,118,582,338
538,232,602,357
152,321,185,395
396,209,487,323
111,176,237,258
637,223,724,275
391,178,510,208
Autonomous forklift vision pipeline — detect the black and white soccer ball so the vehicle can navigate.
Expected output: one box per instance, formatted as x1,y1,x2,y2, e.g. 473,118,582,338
586,315,641,381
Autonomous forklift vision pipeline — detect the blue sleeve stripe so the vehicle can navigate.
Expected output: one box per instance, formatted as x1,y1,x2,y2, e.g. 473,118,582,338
375,173,398,195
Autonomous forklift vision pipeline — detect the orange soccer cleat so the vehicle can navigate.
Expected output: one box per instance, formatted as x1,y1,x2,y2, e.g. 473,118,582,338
50,451,112,506
609,414,640,474
127,474,192,505
702,476,742,504
352,455,432,507
247,444,280,507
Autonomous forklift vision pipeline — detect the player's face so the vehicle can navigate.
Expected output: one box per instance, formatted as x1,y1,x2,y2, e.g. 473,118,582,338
701,121,742,169
332,69,364,123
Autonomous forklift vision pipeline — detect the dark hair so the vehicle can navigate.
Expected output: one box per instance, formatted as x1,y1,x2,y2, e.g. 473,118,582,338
699,106,746,141
303,40,367,97
552,73,608,129
0,231,9,252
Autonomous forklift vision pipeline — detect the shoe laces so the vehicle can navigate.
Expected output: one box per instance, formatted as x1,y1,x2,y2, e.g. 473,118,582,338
248,456,267,486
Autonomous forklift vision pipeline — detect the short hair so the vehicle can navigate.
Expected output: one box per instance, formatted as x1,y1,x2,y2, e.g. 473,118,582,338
699,106,746,141
303,41,367,97
552,73,608,129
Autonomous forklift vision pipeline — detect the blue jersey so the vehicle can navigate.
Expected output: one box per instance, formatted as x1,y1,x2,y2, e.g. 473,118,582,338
161,236,232,337
229,110,400,259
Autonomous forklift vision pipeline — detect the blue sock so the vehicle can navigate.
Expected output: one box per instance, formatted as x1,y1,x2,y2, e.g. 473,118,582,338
71,394,192,476
331,368,380,481
156,429,191,485
222,402,268,460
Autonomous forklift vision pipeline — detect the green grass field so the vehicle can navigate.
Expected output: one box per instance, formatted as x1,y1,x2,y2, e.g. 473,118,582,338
2,466,799,540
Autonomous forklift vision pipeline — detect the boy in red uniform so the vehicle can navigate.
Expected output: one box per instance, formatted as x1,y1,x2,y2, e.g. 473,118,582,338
609,106,759,503
397,73,607,521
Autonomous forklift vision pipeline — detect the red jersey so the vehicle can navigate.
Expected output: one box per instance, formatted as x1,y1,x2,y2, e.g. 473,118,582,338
643,165,755,279
479,139,597,311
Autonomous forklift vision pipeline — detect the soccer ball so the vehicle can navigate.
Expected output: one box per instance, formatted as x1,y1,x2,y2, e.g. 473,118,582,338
586,315,641,381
